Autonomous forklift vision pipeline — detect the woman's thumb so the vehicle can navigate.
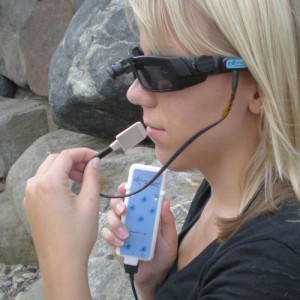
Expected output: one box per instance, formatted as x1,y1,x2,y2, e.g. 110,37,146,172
80,157,101,199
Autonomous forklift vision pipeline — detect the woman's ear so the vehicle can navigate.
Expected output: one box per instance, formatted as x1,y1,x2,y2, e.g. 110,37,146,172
248,87,263,115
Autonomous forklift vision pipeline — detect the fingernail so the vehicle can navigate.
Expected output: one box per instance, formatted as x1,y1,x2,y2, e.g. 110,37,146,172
117,227,129,239
114,238,124,247
92,157,101,170
116,203,125,215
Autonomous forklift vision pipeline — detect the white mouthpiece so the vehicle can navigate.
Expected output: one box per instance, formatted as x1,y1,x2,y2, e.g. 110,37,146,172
110,122,147,152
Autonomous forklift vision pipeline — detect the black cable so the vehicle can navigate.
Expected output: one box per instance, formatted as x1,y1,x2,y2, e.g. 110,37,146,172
129,273,138,300
100,117,224,198
96,146,113,159
99,70,239,199
124,264,139,300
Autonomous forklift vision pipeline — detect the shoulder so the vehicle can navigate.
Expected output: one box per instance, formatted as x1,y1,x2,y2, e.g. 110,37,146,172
198,200,300,299
219,199,300,268
231,199,300,250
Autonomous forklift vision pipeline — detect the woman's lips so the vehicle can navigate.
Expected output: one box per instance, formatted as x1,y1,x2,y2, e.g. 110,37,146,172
146,125,165,139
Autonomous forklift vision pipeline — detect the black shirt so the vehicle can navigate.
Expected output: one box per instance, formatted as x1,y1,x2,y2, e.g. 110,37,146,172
156,180,300,299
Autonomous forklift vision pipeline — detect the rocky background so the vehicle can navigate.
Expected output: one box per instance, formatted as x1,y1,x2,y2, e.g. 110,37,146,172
0,0,202,299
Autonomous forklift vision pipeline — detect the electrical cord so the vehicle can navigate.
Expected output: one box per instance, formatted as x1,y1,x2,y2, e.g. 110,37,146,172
99,116,224,199
124,264,139,300
99,70,239,199
97,146,112,159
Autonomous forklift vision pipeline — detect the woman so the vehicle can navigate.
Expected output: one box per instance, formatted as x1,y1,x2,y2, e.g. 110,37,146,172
103,0,300,299
24,0,300,299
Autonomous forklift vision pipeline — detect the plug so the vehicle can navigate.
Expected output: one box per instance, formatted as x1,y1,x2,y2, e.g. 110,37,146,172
96,122,147,159
110,122,147,152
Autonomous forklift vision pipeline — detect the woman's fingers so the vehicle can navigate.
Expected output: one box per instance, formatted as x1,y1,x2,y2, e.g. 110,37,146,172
110,197,127,216
106,210,129,239
46,148,97,179
101,227,125,247
101,189,129,248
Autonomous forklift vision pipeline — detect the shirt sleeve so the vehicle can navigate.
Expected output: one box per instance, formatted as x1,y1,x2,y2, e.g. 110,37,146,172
197,239,300,300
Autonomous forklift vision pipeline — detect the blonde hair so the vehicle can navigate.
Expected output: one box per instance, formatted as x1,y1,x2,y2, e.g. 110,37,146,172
127,0,300,236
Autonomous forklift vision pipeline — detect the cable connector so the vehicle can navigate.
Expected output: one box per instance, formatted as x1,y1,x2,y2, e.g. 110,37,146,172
124,263,139,275
95,122,147,159
111,122,147,152
124,256,139,267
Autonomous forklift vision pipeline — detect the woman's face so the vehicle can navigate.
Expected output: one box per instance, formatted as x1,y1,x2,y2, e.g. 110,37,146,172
127,33,260,174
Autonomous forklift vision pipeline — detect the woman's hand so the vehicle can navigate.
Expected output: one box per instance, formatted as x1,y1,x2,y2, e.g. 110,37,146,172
23,148,101,300
101,184,178,299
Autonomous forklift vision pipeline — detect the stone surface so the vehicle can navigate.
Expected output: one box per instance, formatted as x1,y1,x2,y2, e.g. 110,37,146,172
20,0,83,96
6,129,108,236
0,264,40,299
16,279,44,300
0,0,37,87
0,98,52,178
0,192,36,265
0,0,84,93
49,0,142,139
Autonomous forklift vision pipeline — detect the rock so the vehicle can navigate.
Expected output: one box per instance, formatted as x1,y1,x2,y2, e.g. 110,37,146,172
0,0,36,87
0,192,36,264
16,278,44,300
49,0,142,139
0,0,84,93
20,0,85,96
6,129,108,236
0,98,53,178
0,263,40,299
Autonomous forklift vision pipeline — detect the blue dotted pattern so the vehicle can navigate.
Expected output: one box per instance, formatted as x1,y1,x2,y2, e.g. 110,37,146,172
119,168,163,260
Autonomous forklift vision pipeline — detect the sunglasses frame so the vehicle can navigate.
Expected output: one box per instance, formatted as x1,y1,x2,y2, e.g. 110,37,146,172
107,46,247,92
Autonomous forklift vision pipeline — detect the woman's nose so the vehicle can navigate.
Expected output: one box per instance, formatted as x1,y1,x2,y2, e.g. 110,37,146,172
126,79,157,108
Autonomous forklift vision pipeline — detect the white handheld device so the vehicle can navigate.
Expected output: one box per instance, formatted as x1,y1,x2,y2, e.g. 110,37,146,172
117,163,167,264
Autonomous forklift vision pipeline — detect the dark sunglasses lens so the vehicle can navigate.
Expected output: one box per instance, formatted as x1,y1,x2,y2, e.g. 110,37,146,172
136,64,173,91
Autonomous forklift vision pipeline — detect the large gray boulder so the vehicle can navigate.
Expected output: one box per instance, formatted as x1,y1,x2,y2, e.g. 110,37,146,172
0,0,84,96
0,0,36,88
0,98,53,178
49,0,142,139
5,130,108,245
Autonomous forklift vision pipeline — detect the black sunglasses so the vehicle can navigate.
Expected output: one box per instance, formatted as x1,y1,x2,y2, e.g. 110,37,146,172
107,47,247,92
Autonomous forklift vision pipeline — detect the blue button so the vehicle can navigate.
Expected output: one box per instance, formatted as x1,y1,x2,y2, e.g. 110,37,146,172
137,216,144,222
129,204,136,211
140,246,147,253
149,207,156,214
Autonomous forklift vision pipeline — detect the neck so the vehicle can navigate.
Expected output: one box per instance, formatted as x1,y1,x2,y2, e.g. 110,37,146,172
201,149,253,219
